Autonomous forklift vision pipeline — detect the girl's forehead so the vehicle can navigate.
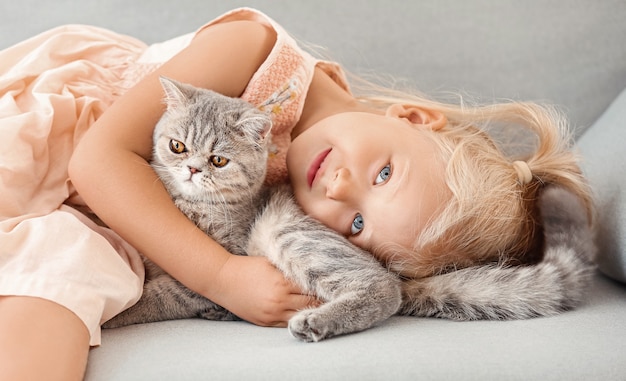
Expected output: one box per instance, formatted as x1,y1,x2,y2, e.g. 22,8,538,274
318,112,418,141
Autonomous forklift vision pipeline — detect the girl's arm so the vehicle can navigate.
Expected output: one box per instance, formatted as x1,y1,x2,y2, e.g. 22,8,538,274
69,20,312,326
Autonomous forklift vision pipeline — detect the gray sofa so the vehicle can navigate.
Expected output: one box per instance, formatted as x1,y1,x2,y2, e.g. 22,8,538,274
3,1,625,380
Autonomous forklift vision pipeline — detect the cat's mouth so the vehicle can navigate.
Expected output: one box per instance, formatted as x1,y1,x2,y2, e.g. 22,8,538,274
307,148,332,188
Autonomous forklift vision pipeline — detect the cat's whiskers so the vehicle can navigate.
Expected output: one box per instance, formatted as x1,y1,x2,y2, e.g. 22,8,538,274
211,185,235,234
146,163,172,187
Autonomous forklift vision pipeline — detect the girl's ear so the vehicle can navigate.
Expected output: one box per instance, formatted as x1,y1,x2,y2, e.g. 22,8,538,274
385,104,447,131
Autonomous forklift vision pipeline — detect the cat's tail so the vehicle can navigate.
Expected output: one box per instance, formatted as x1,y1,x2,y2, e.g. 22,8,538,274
399,186,597,320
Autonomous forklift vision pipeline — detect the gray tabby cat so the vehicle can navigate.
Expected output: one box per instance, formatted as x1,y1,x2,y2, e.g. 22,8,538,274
103,77,596,340
103,77,403,342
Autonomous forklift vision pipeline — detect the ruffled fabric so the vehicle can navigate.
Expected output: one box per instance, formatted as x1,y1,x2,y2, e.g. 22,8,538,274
0,25,149,345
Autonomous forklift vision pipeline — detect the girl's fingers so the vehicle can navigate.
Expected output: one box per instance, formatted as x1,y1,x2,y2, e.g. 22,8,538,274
289,293,322,311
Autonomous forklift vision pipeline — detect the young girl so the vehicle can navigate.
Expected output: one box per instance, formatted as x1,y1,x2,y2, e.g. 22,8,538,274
0,7,592,380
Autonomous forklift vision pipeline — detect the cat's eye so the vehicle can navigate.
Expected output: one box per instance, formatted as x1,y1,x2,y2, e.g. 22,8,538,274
375,164,392,185
351,213,364,235
169,139,186,154
210,155,229,168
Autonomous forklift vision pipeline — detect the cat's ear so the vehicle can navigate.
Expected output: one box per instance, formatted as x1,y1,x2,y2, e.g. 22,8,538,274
159,76,191,110
239,109,273,143
257,114,273,140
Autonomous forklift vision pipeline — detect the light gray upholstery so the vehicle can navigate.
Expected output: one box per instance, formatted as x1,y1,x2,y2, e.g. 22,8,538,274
578,89,626,283
2,1,625,380
87,273,626,381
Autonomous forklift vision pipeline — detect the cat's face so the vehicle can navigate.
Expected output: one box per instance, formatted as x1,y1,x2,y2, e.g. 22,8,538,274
152,77,271,202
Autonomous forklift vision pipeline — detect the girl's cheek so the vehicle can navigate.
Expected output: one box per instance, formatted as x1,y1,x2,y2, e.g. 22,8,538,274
297,196,315,217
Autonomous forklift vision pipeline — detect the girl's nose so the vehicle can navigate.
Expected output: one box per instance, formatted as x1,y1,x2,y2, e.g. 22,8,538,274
326,167,353,201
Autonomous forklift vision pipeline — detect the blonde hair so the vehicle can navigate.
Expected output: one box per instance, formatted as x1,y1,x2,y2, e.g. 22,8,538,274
348,74,594,278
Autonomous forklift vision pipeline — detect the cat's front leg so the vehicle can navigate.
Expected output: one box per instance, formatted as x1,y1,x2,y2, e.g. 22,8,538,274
288,287,399,342
248,186,402,341
288,296,358,342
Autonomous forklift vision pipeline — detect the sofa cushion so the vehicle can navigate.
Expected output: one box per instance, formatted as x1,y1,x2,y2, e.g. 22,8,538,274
85,273,626,381
577,87,626,283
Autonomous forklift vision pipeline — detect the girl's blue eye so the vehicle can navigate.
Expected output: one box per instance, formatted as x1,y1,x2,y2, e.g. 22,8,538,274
375,164,392,184
351,213,364,235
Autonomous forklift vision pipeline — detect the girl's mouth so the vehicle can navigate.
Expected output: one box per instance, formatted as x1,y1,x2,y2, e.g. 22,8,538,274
307,148,331,188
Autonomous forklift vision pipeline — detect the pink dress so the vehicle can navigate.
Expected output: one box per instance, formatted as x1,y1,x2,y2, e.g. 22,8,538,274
0,7,349,345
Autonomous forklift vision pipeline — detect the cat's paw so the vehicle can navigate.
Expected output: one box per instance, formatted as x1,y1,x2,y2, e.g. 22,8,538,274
288,310,335,342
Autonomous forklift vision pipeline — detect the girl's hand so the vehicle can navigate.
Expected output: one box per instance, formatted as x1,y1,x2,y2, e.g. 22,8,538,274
211,255,318,327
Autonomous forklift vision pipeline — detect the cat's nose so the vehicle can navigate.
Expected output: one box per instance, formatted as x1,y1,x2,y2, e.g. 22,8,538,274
188,166,202,174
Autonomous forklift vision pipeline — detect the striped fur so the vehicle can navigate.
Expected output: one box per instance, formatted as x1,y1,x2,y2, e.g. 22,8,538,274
103,78,402,341
399,186,596,320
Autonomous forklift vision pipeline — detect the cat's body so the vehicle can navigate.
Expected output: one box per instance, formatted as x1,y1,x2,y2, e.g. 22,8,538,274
103,77,596,341
103,77,402,341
